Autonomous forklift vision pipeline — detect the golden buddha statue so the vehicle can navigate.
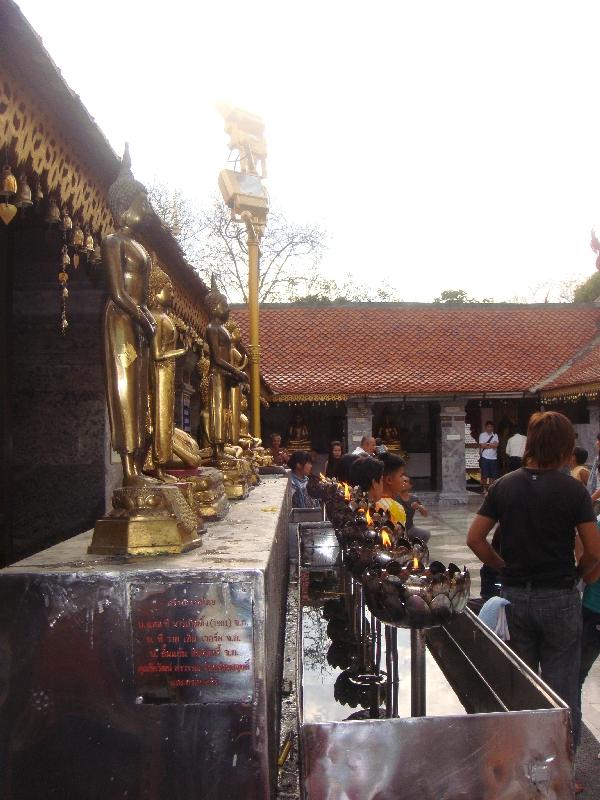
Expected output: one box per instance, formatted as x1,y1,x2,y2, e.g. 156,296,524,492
147,265,187,479
225,319,248,448
90,145,200,555
287,411,312,454
205,276,250,499
101,144,156,487
377,409,404,455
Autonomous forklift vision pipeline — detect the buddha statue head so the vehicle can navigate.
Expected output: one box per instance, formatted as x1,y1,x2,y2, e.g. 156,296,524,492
149,263,174,310
205,274,229,322
108,143,153,231
225,319,242,345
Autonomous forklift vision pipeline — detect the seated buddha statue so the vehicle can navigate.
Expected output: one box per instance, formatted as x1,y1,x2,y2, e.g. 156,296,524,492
377,411,403,454
287,411,311,454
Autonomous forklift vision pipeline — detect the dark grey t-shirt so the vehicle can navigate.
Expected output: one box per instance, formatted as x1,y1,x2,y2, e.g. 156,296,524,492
478,467,595,583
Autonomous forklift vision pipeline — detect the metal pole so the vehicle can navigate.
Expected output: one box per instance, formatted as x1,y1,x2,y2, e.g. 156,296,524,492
246,229,261,439
411,627,427,717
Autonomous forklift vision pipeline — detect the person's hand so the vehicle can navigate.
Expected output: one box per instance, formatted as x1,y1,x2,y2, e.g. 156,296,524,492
411,501,420,510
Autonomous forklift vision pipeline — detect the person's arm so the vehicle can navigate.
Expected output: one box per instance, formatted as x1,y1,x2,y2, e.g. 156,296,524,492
579,467,591,486
466,515,506,571
592,487,600,502
577,520,600,583
411,497,428,517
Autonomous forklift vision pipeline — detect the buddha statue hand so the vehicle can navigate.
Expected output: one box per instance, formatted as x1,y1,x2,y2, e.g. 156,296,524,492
136,305,157,340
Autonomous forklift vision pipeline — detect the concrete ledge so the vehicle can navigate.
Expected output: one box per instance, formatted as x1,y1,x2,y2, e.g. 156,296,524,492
0,475,290,800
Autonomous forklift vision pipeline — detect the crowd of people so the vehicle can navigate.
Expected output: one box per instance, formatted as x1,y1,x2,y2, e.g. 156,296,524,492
468,411,600,793
275,414,600,790
272,431,430,541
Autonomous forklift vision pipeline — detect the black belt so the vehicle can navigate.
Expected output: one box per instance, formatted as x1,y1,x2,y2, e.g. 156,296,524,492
503,578,576,590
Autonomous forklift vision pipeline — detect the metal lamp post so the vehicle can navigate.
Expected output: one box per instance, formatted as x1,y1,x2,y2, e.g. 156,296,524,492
217,105,268,439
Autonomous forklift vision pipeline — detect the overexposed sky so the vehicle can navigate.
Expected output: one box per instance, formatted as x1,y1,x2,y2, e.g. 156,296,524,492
16,0,600,301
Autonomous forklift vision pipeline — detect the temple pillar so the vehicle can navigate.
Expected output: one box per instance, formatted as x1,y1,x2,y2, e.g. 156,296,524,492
438,398,468,504
574,400,600,462
346,399,373,453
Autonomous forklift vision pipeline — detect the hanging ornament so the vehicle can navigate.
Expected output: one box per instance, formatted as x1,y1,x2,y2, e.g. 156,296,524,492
61,245,70,267
72,221,84,248
0,165,17,198
46,197,61,225
84,230,94,252
58,259,69,335
14,173,33,208
89,243,102,266
62,209,72,231
33,177,43,204
0,202,17,225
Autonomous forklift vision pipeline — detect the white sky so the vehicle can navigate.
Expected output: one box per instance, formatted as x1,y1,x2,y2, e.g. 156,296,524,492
16,0,600,301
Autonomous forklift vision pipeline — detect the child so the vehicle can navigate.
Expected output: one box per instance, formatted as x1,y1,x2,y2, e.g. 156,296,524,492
376,453,407,527
288,450,317,508
398,475,430,542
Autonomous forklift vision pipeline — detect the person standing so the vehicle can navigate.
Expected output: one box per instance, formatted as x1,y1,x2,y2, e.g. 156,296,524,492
467,411,600,760
352,436,376,457
288,450,318,508
325,441,343,478
398,475,430,543
478,420,499,494
505,426,527,471
268,433,289,467
571,447,590,486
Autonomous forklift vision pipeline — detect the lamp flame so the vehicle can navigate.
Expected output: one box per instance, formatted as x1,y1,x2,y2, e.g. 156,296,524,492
365,509,373,527
381,529,392,548
341,482,351,501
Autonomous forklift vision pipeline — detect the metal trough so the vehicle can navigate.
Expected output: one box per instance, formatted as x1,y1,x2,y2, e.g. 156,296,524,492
298,523,575,800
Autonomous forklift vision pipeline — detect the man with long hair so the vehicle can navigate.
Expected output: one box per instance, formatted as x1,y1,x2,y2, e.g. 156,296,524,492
467,411,600,764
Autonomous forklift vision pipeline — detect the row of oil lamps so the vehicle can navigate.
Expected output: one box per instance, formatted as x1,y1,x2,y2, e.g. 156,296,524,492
308,474,470,629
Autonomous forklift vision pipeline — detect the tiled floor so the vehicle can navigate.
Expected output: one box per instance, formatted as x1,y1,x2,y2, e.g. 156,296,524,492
426,494,600,742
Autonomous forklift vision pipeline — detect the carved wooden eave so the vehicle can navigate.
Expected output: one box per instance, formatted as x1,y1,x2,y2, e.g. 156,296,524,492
0,0,210,340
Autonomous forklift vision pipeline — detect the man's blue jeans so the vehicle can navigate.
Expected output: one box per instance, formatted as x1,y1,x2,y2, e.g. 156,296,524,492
502,585,582,746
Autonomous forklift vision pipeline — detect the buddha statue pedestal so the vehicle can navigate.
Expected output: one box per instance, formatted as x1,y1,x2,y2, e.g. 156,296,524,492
166,466,230,521
89,485,202,556
219,457,251,500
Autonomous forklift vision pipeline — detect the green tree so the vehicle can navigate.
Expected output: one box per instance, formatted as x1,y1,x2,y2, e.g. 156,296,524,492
433,289,493,304
148,184,328,303
573,272,600,302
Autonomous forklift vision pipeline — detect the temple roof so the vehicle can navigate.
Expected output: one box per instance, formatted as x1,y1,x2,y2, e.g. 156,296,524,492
232,303,600,399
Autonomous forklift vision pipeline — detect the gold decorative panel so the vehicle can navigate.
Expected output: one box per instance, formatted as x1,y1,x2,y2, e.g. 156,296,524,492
0,62,114,237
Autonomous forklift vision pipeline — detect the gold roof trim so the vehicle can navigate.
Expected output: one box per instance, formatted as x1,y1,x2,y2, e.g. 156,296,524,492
541,381,600,401
270,393,348,403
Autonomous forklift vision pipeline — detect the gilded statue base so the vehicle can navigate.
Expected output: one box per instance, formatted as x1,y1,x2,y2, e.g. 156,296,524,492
167,467,230,521
258,464,286,475
286,440,312,455
89,485,202,556
217,457,251,500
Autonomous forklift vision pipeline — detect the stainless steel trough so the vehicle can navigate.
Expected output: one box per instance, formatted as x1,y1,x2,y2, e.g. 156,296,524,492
297,522,575,800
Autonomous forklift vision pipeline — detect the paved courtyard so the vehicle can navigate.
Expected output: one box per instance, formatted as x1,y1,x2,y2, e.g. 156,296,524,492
426,495,600,744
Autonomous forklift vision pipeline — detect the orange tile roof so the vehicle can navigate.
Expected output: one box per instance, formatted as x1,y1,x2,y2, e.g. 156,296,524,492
232,304,600,397
539,339,600,392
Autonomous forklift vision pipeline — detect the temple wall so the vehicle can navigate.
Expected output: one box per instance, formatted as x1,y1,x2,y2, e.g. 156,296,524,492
11,228,107,559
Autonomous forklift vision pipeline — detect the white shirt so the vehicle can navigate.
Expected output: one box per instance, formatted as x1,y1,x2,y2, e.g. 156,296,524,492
479,432,499,460
352,446,368,456
505,433,527,458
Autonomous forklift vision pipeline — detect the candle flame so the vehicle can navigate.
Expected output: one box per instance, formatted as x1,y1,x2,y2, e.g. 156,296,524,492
365,509,373,526
381,530,392,548
413,556,419,570
341,482,351,501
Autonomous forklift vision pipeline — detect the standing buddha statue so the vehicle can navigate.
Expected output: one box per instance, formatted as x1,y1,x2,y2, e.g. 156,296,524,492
90,145,199,555
287,411,312,454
